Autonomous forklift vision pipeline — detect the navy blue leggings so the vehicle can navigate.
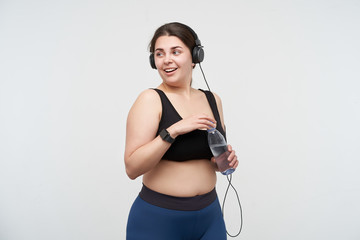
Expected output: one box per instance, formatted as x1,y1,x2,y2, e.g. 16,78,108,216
126,195,227,240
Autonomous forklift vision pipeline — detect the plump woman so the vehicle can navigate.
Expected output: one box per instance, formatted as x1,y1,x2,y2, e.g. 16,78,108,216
125,22,238,240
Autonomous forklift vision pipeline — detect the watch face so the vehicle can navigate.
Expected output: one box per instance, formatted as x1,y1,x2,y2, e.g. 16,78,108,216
160,129,168,139
160,129,174,143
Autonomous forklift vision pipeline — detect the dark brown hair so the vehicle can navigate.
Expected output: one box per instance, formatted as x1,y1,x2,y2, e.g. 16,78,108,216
149,22,196,53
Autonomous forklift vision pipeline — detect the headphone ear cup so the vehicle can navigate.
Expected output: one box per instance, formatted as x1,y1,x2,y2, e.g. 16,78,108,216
149,53,157,69
192,46,204,64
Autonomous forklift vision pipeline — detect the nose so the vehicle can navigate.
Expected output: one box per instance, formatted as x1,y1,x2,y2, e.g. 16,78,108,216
164,54,173,64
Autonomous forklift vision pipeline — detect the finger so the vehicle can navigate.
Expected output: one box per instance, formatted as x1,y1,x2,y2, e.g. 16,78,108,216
199,114,216,124
200,119,216,129
232,160,239,169
227,144,233,152
227,150,236,161
229,156,236,166
198,122,215,130
208,121,217,129
230,157,238,167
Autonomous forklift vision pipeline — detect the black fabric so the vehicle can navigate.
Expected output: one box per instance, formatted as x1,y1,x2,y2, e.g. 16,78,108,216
153,88,226,161
139,184,217,211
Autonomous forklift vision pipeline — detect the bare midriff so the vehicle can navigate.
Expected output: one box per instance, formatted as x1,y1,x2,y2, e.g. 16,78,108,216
143,159,217,197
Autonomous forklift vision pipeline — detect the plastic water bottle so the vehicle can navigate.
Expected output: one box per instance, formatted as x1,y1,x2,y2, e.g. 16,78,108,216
207,128,235,175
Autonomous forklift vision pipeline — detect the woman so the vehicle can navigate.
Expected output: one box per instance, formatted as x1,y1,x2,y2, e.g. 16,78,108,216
125,22,239,240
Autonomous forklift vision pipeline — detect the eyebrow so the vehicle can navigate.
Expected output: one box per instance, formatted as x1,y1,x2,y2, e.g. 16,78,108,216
155,46,183,52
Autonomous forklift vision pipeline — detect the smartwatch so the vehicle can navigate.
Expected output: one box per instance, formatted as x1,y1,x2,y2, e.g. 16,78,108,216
160,129,175,144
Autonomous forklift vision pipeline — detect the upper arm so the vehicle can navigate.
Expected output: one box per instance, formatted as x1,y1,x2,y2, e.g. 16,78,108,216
212,92,226,132
124,89,161,160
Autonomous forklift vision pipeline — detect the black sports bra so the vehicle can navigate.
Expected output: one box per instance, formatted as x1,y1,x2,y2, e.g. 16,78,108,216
153,88,226,161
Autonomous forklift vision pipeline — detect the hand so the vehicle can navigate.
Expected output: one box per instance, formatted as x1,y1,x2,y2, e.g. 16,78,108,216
227,144,239,169
167,114,216,138
211,144,239,172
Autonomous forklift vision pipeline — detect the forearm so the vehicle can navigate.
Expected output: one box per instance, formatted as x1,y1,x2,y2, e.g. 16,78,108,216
125,136,171,180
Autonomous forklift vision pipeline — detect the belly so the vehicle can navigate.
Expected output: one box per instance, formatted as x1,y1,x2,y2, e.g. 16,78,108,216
143,159,217,197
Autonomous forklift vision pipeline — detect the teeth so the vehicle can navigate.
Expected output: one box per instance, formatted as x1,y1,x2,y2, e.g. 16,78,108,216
165,68,176,72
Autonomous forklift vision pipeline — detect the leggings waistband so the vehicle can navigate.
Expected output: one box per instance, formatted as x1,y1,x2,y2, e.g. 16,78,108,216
139,184,217,211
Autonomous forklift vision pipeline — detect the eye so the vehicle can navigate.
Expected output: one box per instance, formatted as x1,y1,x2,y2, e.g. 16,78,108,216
155,51,164,57
173,50,181,55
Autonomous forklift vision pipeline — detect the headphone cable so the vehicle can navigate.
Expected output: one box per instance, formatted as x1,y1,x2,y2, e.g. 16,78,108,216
198,62,211,91
199,61,243,237
222,173,243,238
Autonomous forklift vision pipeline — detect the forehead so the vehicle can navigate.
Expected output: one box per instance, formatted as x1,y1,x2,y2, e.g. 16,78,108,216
154,35,187,50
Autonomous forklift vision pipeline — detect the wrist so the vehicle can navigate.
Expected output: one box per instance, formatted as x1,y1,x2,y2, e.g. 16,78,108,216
160,129,175,143
166,126,178,139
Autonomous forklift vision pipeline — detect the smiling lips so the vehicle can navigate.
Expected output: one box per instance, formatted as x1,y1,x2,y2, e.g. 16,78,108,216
164,68,177,73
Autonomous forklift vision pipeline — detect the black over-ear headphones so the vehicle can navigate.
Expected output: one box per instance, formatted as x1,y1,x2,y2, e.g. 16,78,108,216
149,23,204,69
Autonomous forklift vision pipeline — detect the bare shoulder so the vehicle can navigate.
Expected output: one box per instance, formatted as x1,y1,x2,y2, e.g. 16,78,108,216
127,88,161,127
135,88,160,103
129,89,161,113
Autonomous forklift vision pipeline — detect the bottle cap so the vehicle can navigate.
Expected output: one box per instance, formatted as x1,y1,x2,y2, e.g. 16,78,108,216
207,127,216,133
207,121,216,133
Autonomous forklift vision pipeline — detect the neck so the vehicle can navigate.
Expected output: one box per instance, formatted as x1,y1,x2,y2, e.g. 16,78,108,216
159,82,193,97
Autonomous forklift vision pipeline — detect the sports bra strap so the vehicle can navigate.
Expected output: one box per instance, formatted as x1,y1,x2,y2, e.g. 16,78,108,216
199,89,221,125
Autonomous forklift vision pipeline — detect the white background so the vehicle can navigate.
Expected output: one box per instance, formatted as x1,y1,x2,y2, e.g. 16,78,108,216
1,0,359,239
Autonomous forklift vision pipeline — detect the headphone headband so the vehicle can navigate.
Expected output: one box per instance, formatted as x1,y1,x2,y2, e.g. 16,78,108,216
182,24,202,46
